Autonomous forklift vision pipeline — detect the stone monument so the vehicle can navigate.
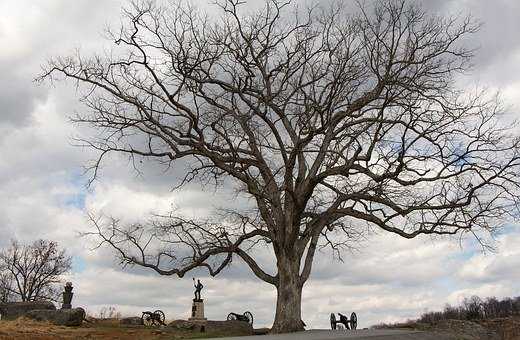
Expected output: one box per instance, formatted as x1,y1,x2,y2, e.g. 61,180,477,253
188,278,207,322
62,282,74,309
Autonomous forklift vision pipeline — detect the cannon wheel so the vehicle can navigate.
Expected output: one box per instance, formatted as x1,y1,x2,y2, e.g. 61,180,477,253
227,313,237,321
350,312,357,330
154,310,166,325
244,311,253,326
142,311,154,326
330,313,336,330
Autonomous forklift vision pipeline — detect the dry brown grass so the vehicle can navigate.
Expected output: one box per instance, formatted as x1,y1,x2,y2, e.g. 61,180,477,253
0,317,71,340
0,317,250,339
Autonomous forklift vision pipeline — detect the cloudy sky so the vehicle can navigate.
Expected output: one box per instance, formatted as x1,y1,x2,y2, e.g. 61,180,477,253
1,0,520,329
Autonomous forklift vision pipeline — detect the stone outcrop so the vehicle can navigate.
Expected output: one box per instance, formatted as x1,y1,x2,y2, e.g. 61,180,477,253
434,320,500,340
119,316,144,327
205,320,253,334
0,301,56,320
168,319,198,331
25,307,85,327
479,317,520,340
168,319,253,335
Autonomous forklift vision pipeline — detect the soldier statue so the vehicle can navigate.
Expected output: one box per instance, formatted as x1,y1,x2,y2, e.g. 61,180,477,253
193,278,203,301
62,282,74,309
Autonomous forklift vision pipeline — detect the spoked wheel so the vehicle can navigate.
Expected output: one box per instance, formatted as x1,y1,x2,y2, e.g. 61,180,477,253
154,310,166,325
142,312,154,326
227,313,237,321
350,312,357,330
243,311,253,326
330,313,336,330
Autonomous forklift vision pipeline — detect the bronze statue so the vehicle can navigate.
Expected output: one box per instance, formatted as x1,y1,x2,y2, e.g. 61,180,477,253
62,282,73,309
193,278,203,301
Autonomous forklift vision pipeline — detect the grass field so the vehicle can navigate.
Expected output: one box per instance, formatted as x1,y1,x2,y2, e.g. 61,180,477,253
0,317,246,340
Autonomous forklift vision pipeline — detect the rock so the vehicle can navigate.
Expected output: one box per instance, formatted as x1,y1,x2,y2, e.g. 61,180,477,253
25,307,85,327
254,327,270,335
168,319,252,335
168,319,197,331
0,301,56,320
480,317,520,340
436,320,500,340
120,316,144,327
205,320,253,335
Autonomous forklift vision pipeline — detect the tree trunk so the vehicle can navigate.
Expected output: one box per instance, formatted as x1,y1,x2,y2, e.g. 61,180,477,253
270,256,305,334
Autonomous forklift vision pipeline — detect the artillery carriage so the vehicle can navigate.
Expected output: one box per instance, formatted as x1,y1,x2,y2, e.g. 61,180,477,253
330,312,357,330
141,310,166,326
227,311,254,326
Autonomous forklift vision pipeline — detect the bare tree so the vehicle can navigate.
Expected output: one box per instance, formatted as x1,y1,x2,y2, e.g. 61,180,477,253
98,306,122,319
420,295,520,322
0,272,13,303
39,0,520,332
483,297,500,318
0,240,72,302
462,296,483,320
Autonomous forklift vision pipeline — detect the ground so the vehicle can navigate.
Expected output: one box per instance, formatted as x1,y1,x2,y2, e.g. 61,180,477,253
205,329,465,340
0,321,457,340
1,317,520,339
374,317,520,340
0,318,249,340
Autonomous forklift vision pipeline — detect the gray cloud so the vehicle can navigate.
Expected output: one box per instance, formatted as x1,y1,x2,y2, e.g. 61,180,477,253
429,0,520,87
0,64,46,126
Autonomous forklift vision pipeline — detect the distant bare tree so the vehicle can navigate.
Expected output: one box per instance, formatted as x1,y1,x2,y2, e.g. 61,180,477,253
40,0,520,332
513,297,520,315
483,297,500,318
420,295,520,323
0,240,72,302
0,272,13,303
497,297,514,317
98,306,122,319
462,296,483,320
442,304,462,320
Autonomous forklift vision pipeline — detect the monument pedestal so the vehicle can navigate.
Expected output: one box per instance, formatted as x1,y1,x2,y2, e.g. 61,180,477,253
188,299,207,322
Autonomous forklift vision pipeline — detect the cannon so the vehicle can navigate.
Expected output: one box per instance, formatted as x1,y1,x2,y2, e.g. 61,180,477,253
330,312,357,330
227,311,253,326
141,309,166,326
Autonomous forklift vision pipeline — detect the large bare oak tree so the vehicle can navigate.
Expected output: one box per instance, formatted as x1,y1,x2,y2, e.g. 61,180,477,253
40,0,520,332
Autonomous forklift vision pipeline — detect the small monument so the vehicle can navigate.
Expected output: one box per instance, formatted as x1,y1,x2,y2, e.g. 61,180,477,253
62,282,74,309
188,278,207,322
